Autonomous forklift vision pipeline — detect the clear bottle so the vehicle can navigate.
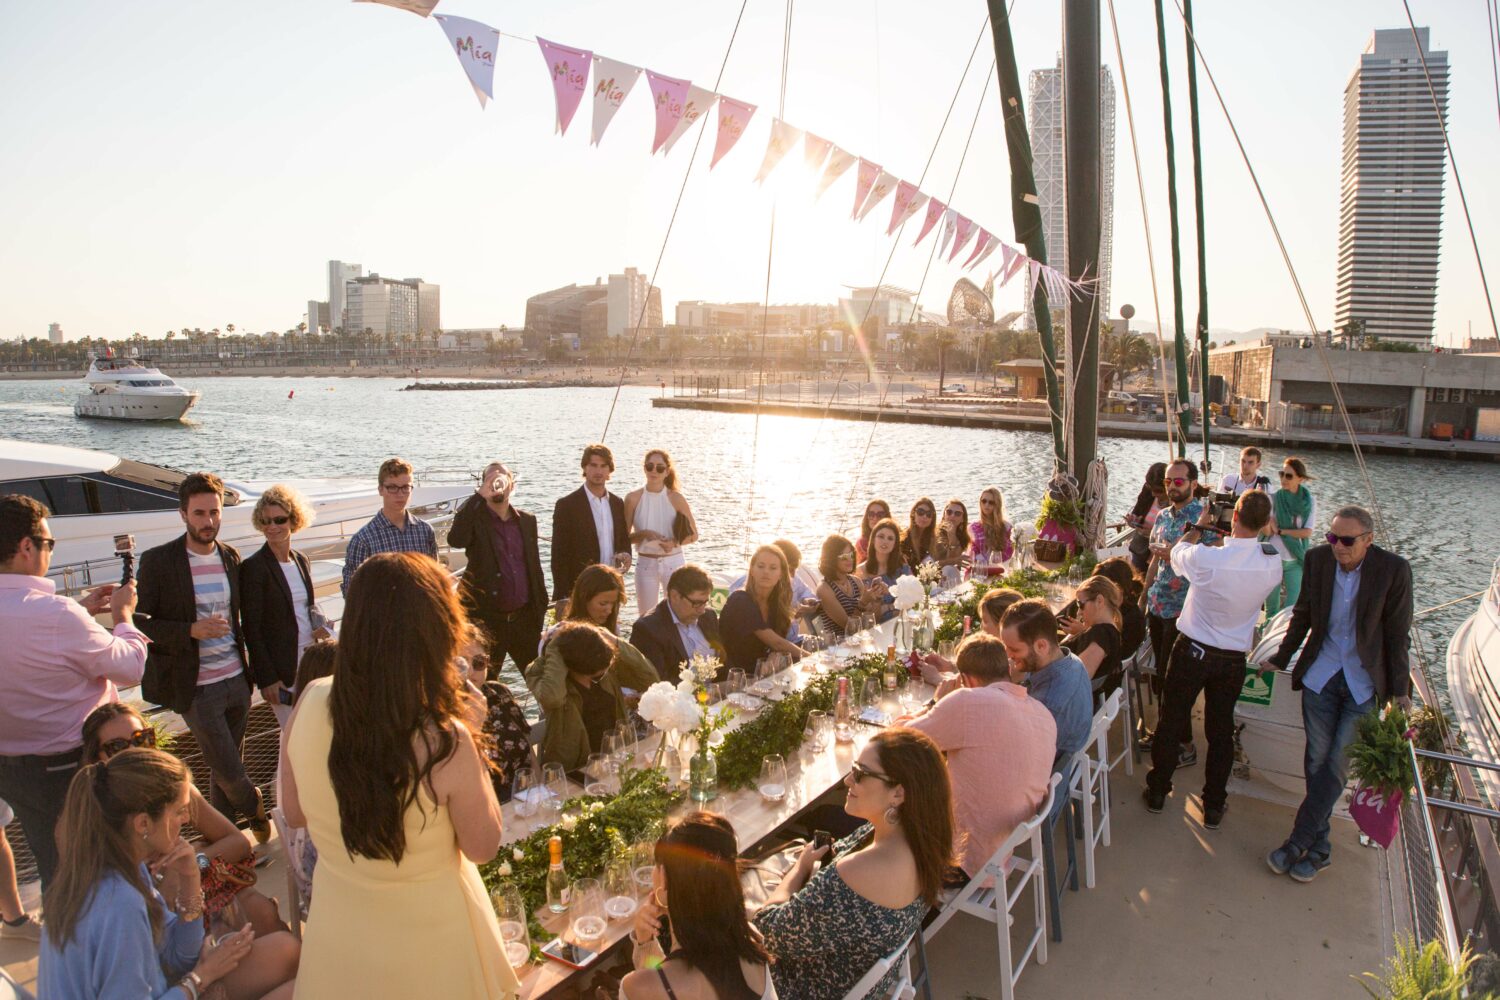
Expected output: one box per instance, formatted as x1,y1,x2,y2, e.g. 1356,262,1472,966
834,676,854,743
545,834,570,914
883,644,900,691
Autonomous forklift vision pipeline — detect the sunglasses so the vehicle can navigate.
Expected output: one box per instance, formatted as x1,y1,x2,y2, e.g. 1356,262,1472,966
944,508,963,516
1326,531,1371,547
1166,477,1192,487
1279,470,1297,480
914,507,934,516
100,728,156,758
867,510,889,519
839,551,856,560
848,761,895,785
645,463,668,473
31,535,57,552
980,500,996,507
264,515,291,526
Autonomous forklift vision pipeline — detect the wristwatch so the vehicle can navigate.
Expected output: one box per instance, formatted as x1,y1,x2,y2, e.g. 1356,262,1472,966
196,852,210,874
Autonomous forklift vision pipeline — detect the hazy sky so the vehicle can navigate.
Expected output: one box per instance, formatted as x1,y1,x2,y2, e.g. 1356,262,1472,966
1,1,1496,345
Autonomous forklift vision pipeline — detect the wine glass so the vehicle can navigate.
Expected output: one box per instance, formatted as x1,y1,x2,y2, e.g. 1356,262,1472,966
584,753,614,796
630,842,656,900
511,767,539,820
939,639,957,662
610,722,636,770
752,659,774,697
542,762,567,819
569,878,606,946
860,676,882,711
726,668,747,699
492,884,531,969
758,755,788,803
806,710,830,752
604,857,638,921
601,730,624,772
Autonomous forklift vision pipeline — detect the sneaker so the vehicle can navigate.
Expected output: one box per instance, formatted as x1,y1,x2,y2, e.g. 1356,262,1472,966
1202,803,1227,830
0,913,42,942
1142,787,1165,813
1266,842,1303,875
248,786,271,845
1289,853,1331,883
1176,745,1198,769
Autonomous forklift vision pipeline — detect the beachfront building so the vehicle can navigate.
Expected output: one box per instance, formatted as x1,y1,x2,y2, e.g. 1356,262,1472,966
307,260,364,334
47,323,63,344
525,270,662,348
342,274,440,341
1024,57,1116,333
1334,28,1449,347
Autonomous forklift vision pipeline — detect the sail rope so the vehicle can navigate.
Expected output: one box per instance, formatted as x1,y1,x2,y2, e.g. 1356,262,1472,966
1103,0,1175,459
742,0,796,560
1488,0,1500,134
1152,0,1193,455
1399,2,1500,342
598,0,752,442
1166,0,1387,539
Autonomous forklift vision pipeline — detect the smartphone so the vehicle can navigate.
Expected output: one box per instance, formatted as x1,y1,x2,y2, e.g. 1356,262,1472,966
540,937,598,969
813,829,834,869
277,687,296,706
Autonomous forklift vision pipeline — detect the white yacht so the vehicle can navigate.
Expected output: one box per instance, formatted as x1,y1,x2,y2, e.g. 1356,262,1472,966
74,357,201,421
0,439,473,587
1447,556,1500,802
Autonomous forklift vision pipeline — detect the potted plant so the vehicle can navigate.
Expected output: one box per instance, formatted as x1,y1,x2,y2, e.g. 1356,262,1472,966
1346,706,1417,849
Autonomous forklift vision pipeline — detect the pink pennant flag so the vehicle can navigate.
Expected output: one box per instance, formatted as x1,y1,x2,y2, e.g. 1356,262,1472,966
851,160,880,219
711,96,757,168
1043,266,1070,303
970,233,1002,270
963,229,993,269
753,118,803,183
661,84,717,155
1028,258,1044,301
646,70,691,155
433,15,500,108
999,245,1027,286
854,170,897,222
804,133,833,172
912,197,946,245
590,56,642,146
355,0,440,17
536,38,592,136
937,209,958,257
887,181,926,236
948,215,976,262
814,146,856,199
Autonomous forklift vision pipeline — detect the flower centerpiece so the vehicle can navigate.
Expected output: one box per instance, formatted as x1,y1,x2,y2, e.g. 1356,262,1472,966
637,654,733,802
890,575,929,652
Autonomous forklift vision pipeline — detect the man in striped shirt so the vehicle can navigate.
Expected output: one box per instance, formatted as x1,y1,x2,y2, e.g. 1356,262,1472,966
341,457,438,595
137,472,267,840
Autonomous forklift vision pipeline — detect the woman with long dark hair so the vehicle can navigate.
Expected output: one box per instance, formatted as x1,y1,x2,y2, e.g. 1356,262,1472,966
1088,556,1147,655
754,728,954,1000
900,498,938,567
858,518,911,624
814,535,884,635
281,552,520,998
624,813,774,1000
720,545,805,672
1265,456,1317,618
932,498,972,585
40,748,298,999
626,448,700,615
853,498,892,563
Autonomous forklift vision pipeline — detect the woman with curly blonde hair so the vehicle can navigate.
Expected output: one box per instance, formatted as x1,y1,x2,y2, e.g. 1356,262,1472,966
241,485,327,722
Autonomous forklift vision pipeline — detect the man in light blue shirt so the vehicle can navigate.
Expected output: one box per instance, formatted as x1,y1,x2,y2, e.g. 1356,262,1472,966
999,599,1093,768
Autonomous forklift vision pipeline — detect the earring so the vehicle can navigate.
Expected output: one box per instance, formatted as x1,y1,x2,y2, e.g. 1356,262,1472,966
884,806,900,826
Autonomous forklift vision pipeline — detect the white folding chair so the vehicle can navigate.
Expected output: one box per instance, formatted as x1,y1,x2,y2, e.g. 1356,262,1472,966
270,806,310,937
840,932,916,1000
923,773,1058,1000
1069,690,1122,890
1109,657,1136,777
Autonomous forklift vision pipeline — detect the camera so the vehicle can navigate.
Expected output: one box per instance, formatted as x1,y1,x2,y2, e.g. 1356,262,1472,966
1207,492,1236,534
113,534,137,585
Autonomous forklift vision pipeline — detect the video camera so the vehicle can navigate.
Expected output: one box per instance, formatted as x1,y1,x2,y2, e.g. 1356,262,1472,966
114,534,136,585
1206,492,1236,535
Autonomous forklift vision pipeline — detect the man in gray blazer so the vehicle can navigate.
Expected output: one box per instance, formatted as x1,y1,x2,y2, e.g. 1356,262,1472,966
1263,504,1412,883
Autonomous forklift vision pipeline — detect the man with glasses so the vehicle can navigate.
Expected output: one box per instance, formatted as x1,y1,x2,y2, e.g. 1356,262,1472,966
1263,505,1412,883
341,456,438,595
630,564,721,684
1140,459,1205,767
0,494,146,891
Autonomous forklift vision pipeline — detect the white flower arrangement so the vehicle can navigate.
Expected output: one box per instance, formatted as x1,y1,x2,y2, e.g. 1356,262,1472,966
689,653,722,685
916,561,943,587
558,814,578,833
512,847,524,862
497,862,512,877
891,574,927,612
639,680,702,735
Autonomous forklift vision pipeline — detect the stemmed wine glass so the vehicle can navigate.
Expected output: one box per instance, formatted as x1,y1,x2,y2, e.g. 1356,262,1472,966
604,857,638,921
569,878,606,947
491,884,531,969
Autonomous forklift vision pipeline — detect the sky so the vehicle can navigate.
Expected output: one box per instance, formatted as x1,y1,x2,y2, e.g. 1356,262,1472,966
1,1,1497,347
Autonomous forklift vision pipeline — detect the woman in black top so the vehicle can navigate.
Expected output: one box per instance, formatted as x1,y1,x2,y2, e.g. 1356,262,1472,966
1060,576,1124,698
1090,556,1147,656
240,484,325,718
720,545,805,673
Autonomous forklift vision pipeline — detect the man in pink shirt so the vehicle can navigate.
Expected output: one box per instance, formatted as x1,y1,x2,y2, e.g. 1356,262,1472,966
0,494,147,889
905,633,1056,878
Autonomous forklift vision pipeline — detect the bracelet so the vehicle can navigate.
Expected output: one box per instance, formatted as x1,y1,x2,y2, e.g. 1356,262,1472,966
176,894,205,923
179,971,202,1000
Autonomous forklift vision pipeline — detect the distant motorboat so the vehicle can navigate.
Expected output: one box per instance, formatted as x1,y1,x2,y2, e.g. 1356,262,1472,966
75,357,200,421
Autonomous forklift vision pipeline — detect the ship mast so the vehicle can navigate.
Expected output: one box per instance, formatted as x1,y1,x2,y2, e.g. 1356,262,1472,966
1062,0,1102,490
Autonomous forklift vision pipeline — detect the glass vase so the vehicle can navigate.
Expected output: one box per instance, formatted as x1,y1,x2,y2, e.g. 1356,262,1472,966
689,747,718,803
914,604,936,651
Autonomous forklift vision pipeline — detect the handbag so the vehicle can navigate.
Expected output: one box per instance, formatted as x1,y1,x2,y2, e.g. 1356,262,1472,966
201,854,259,918
1033,538,1069,563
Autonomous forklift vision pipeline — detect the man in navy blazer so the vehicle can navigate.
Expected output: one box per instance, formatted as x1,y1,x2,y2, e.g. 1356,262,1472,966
1263,504,1413,883
551,444,631,612
630,564,721,685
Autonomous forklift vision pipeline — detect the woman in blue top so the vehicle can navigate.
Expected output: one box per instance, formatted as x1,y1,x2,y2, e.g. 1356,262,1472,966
857,518,911,624
40,748,298,1000
754,728,954,1000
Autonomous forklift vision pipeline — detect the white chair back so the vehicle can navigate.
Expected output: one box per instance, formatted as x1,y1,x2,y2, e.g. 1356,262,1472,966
270,806,311,936
1070,690,1122,890
840,932,916,1000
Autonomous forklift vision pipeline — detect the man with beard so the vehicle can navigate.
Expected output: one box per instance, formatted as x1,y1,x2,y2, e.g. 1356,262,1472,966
999,599,1093,770
1139,458,1206,768
137,472,267,840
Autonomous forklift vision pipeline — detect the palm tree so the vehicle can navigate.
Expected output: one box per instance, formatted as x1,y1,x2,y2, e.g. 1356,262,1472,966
1103,330,1154,391
935,331,956,394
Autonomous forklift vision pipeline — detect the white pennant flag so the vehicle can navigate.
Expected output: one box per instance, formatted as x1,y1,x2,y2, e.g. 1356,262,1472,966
814,146,856,199
355,0,440,17
999,245,1027,286
937,209,958,257
590,56,642,146
1028,259,1044,301
660,85,718,155
753,118,803,183
854,170,898,222
433,15,500,108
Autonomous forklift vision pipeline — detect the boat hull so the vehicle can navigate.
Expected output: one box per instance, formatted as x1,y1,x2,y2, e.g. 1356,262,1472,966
1445,558,1500,804
75,390,201,421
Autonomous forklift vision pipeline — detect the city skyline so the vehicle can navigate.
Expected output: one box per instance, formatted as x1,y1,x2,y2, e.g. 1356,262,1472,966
1,2,1496,347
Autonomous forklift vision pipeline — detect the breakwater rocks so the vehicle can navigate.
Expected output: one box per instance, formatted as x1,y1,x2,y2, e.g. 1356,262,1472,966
401,379,609,391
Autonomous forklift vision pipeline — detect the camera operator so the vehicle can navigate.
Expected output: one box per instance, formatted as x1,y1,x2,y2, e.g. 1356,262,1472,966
448,461,548,676
1218,446,1275,497
1143,490,1282,830
0,494,147,889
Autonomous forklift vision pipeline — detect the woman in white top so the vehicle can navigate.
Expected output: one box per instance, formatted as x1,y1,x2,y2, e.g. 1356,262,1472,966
625,449,699,616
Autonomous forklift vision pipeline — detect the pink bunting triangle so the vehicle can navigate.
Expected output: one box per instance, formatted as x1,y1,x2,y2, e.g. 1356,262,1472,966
356,0,440,17
887,181,927,236
803,133,833,173
970,233,1002,270
537,38,592,135
947,215,976,262
851,159,880,219
753,118,802,183
814,146,856,199
963,228,993,269
646,70,691,155
1028,259,1044,301
999,245,1027,286
661,84,716,155
854,170,897,222
912,197,946,246
710,96,756,168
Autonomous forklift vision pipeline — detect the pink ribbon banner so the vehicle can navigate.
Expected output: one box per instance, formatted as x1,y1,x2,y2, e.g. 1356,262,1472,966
912,197,946,245
646,69,691,154
814,146,856,199
537,38,592,136
590,56,641,146
711,96,757,168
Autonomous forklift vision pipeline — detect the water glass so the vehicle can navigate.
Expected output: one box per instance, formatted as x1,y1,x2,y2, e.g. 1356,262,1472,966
569,878,606,945
542,762,568,818
807,710,831,751
726,668,747,696
860,676,882,710
511,768,540,819
938,639,957,662
584,753,615,797
758,755,788,803
491,884,531,968
604,857,638,921
630,842,657,899
752,659,775,697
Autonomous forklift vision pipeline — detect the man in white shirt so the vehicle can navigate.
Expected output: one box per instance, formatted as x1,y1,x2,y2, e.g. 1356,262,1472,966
1218,446,1275,497
1144,490,1282,830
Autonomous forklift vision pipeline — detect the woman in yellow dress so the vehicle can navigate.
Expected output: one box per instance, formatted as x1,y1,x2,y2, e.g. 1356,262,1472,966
281,552,521,998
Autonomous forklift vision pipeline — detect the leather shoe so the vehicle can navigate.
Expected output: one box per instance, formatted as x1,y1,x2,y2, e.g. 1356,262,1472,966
1142,787,1165,813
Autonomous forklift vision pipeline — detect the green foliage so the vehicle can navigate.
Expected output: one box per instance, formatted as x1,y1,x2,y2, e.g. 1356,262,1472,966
1347,708,1416,799
1407,704,1457,793
1357,935,1490,1000
1035,494,1085,533
1361,337,1421,353
932,569,1067,643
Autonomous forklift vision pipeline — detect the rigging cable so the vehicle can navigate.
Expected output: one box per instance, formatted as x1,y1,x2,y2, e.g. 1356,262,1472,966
1488,0,1500,134
599,0,753,442
742,0,796,560
1182,0,1211,472
1152,0,1192,455
1166,0,1387,539
1103,0,1175,459
1399,2,1500,342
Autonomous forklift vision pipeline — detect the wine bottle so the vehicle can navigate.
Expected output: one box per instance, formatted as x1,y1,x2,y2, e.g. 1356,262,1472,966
545,834,570,914
834,676,854,743
883,644,899,691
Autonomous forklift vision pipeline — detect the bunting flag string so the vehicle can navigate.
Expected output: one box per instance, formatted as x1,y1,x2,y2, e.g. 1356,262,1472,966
590,56,641,146
912,197,946,246
646,70,691,155
803,133,833,173
753,118,802,183
962,228,993,269
887,181,926,236
814,146,856,199
947,215,976,263
661,84,717,155
850,160,880,220
356,0,441,17
969,232,1001,270
711,97,756,168
999,246,1027,286
432,15,500,108
537,38,591,135
854,170,897,222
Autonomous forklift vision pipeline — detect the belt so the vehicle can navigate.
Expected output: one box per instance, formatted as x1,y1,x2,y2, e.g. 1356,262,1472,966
0,745,84,767
493,608,529,622
1181,635,1247,660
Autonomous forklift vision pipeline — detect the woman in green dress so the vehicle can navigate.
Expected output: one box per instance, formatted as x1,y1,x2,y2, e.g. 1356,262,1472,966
1265,456,1317,618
